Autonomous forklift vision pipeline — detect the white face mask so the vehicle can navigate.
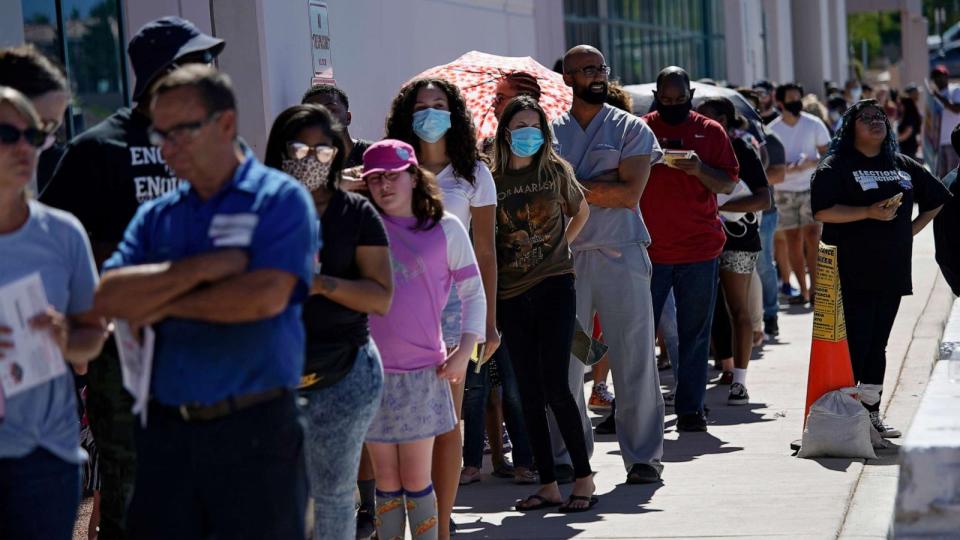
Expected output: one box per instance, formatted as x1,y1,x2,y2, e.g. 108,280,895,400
282,157,331,192
850,88,862,102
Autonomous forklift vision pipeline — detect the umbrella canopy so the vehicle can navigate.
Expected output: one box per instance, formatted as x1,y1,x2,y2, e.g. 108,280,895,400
623,82,765,142
409,51,572,140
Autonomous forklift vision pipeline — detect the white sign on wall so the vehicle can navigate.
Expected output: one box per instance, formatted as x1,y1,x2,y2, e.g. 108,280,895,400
309,1,334,84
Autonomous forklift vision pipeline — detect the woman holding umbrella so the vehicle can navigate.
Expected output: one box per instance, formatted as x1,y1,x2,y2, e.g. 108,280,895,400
385,77,499,537
811,100,949,437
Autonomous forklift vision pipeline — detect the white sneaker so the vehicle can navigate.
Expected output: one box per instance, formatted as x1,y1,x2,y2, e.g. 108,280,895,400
869,411,901,438
728,383,749,406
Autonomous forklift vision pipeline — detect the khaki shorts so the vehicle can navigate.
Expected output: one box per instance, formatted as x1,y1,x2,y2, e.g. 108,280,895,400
775,189,815,230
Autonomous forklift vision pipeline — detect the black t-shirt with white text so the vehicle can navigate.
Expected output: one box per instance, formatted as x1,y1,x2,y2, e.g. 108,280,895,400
41,107,182,254
722,137,769,253
811,152,951,295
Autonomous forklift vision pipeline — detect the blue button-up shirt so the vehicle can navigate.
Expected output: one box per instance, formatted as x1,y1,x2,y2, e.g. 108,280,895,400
104,153,319,406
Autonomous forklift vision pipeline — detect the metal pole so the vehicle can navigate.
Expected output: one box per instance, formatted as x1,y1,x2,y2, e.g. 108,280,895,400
862,38,867,73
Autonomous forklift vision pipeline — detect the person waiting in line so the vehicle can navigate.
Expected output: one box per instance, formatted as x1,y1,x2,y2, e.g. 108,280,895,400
769,83,831,306
462,70,539,489
94,65,318,539
697,97,772,405
265,104,393,540
361,139,485,540
641,66,739,432
385,77,499,538
40,19,226,537
0,46,70,195
0,86,108,540
552,45,665,483
811,100,949,438
897,92,922,159
490,96,596,512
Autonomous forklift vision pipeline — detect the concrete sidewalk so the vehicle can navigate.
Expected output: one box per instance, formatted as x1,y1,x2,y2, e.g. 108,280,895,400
452,227,952,539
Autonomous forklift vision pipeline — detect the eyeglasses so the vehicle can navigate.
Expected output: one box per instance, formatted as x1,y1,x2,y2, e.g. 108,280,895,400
857,112,886,124
365,171,402,186
566,64,611,78
148,112,221,147
286,141,337,163
0,123,46,147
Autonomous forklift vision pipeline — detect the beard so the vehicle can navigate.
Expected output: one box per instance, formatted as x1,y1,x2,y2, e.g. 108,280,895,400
575,82,608,104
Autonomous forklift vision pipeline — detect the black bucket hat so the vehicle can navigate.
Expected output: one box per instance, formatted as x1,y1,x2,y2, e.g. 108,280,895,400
128,16,225,101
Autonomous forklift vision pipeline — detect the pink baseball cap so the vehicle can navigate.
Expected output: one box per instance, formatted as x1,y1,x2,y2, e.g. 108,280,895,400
362,139,418,178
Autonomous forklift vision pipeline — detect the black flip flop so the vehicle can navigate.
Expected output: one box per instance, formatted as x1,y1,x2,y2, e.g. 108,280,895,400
559,495,599,513
514,494,562,512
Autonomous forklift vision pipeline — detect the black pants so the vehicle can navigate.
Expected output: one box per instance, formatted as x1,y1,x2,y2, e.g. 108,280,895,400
498,274,592,485
842,289,902,387
127,393,308,539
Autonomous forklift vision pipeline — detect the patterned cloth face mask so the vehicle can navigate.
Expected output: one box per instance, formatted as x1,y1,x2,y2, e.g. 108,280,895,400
282,157,331,192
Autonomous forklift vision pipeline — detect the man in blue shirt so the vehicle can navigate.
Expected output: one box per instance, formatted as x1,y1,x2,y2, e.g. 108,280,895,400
94,65,318,539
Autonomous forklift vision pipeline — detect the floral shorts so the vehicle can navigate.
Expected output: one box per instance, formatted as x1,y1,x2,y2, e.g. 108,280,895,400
365,366,457,444
719,250,760,274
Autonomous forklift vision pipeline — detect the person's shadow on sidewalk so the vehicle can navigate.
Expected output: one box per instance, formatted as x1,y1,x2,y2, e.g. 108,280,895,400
453,482,663,539
660,430,744,463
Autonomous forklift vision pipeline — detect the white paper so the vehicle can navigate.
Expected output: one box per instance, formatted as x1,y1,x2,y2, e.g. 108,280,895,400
114,320,154,427
0,273,66,397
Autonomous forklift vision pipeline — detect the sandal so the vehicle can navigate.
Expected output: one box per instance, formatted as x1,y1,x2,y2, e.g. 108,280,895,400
559,495,599,513
513,467,538,485
514,494,562,512
459,467,481,485
491,461,515,479
788,294,810,305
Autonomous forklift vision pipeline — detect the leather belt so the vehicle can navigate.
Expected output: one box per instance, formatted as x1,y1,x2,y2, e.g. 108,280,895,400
154,387,289,422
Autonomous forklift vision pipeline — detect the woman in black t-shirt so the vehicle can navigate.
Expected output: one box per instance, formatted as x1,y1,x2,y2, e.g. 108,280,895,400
265,105,394,540
897,95,921,158
811,100,949,438
697,98,772,406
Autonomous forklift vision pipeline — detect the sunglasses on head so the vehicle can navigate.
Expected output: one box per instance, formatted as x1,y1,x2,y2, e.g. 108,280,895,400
0,123,46,148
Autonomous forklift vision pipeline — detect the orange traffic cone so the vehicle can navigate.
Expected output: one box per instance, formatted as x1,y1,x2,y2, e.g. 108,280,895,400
803,243,856,424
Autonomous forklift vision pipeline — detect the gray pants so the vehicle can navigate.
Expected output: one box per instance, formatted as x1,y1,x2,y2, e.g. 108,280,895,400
549,244,665,473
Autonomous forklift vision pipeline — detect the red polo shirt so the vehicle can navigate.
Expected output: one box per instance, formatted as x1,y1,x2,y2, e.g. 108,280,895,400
640,111,740,264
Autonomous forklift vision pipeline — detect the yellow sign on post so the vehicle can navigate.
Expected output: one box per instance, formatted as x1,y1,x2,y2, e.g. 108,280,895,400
812,243,847,342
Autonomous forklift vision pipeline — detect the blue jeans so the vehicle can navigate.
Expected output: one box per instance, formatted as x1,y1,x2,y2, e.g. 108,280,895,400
657,290,680,387
757,210,780,320
0,448,80,540
651,258,719,416
303,340,384,540
462,345,533,469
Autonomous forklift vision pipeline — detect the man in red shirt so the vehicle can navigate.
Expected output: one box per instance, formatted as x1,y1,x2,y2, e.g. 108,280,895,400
641,67,740,432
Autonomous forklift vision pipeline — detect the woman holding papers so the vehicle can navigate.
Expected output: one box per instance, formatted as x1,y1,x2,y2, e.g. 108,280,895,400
0,86,107,539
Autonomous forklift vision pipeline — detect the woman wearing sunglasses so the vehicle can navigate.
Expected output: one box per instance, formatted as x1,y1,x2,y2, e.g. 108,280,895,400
811,100,950,437
265,104,393,540
0,45,70,195
385,77,498,536
0,86,107,539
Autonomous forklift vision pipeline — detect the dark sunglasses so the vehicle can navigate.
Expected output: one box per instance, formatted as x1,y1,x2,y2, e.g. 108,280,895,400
857,111,887,124
147,112,221,146
286,141,337,163
0,123,46,147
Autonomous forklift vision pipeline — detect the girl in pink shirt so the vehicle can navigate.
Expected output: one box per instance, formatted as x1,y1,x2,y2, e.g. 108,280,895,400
362,139,485,540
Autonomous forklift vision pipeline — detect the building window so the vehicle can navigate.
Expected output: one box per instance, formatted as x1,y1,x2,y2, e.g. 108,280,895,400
21,0,128,138
564,0,726,85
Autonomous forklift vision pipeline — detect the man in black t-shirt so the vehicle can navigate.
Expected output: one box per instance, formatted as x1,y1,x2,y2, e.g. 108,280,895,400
302,84,371,168
39,17,224,539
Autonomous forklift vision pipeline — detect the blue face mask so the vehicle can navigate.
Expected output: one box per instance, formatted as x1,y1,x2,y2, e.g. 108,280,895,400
412,108,451,143
509,126,545,157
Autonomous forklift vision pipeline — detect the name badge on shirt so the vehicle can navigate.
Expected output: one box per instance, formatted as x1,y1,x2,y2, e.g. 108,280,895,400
208,213,259,247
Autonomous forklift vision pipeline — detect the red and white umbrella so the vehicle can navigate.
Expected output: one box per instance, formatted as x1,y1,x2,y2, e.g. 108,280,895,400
409,51,572,139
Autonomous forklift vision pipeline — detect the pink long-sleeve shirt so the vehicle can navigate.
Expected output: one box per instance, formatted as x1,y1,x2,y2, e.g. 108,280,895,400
370,213,486,373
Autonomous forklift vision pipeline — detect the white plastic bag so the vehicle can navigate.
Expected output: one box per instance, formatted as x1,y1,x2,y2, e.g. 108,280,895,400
798,387,877,459
717,180,753,221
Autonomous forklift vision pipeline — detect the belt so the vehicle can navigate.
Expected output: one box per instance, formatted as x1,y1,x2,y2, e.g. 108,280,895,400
154,387,289,422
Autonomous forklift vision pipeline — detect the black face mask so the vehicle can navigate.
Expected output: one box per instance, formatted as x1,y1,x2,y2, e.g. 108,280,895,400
783,101,803,116
657,101,692,125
